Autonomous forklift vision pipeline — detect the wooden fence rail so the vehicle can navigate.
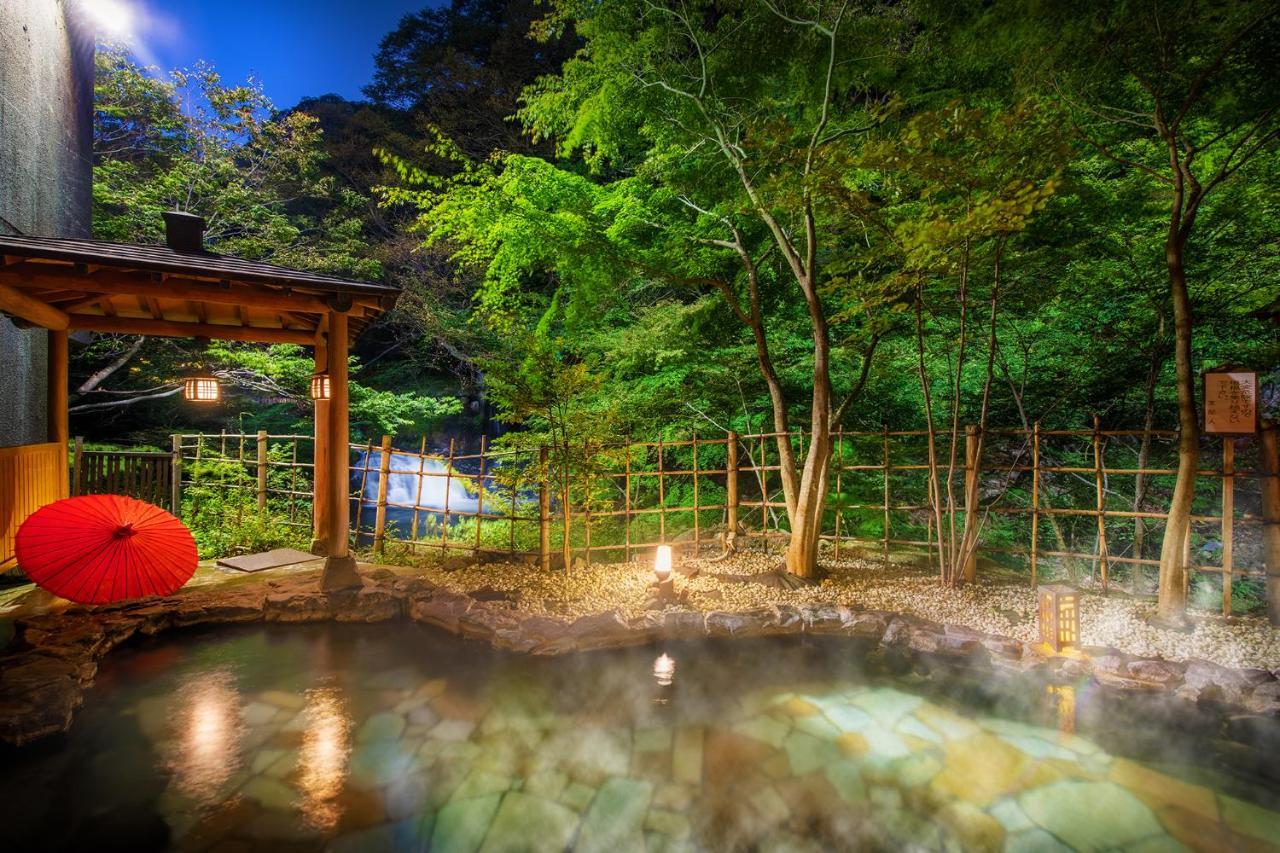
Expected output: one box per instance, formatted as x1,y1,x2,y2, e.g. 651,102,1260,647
74,420,1278,615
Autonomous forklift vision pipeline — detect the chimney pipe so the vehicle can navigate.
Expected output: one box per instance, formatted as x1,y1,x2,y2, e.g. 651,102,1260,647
163,211,206,252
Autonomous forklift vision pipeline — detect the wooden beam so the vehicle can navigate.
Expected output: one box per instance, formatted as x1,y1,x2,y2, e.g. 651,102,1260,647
3,266,339,314
0,282,70,330
67,314,315,344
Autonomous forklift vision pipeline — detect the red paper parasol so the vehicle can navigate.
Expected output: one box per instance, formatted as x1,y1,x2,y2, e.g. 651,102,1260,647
16,494,198,604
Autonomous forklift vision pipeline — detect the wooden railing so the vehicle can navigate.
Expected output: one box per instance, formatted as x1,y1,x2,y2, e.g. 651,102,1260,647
71,439,174,509
1,442,68,568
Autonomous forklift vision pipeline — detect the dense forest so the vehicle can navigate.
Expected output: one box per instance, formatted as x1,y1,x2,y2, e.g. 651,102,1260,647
73,0,1278,615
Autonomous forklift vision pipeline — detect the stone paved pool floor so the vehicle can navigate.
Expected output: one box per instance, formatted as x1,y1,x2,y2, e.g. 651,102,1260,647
113,660,1280,852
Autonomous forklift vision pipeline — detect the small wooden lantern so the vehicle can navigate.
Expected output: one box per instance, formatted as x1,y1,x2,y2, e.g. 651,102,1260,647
1038,584,1080,652
310,372,331,400
183,376,220,402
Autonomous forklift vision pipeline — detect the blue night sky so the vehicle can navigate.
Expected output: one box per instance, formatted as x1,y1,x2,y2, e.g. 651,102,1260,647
125,0,439,108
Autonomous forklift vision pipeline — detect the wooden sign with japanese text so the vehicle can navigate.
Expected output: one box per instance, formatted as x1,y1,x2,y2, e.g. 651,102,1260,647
1203,370,1257,435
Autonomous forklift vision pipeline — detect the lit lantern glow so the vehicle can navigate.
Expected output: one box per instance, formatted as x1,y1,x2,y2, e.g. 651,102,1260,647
310,372,331,400
653,653,676,686
654,545,673,582
1038,584,1080,652
183,376,220,402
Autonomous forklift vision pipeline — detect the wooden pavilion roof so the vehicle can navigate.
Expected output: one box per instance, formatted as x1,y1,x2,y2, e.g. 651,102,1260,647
0,234,400,344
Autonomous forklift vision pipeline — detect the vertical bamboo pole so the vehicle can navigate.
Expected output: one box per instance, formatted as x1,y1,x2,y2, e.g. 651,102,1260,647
1259,421,1280,625
353,440,372,544
410,435,427,552
539,446,551,570
256,430,269,511
373,434,393,555
760,432,770,551
963,425,980,583
726,431,739,542
1031,422,1040,587
658,439,666,543
692,432,700,553
474,435,487,554
584,449,592,567
882,424,891,565
624,443,633,562
833,429,843,561
442,438,456,552
1221,437,1234,616
509,458,518,555
72,437,84,497
288,437,299,526
1092,414,1109,593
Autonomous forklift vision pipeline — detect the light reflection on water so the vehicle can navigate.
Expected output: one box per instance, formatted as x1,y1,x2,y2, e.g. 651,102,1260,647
168,668,243,803
1,624,1278,852
296,687,352,830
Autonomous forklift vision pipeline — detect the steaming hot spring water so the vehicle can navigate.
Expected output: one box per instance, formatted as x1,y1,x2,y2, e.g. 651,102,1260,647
3,623,1279,852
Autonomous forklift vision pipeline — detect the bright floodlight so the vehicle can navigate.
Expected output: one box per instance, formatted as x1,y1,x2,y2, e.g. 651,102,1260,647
85,0,137,41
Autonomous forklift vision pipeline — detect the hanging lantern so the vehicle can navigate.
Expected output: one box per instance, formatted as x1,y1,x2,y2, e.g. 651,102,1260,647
183,376,220,402
310,372,331,400
1038,585,1080,652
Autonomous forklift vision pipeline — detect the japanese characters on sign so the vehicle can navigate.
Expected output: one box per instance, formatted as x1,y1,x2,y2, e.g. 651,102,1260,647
1203,370,1258,435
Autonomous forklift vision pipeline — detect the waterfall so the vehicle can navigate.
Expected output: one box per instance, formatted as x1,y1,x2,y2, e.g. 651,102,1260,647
349,448,504,541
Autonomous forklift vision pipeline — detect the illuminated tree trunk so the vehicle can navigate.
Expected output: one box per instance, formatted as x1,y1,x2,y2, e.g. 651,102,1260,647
1156,234,1197,622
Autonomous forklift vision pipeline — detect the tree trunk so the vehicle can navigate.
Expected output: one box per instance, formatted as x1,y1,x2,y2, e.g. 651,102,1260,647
784,429,832,578
1156,238,1197,623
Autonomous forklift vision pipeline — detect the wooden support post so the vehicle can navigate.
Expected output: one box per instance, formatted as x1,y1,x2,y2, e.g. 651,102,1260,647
256,430,269,511
1221,437,1234,617
726,431,739,544
1031,422,1040,587
539,446,551,571
170,434,182,516
72,436,84,497
373,434,393,555
1092,414,1109,593
321,310,360,590
311,329,331,555
963,425,980,583
882,424,891,565
1260,421,1280,626
47,329,68,452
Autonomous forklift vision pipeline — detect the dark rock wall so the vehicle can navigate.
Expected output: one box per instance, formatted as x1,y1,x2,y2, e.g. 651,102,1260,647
0,0,93,447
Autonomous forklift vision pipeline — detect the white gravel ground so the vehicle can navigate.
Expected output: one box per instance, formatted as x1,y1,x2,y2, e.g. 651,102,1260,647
406,547,1280,671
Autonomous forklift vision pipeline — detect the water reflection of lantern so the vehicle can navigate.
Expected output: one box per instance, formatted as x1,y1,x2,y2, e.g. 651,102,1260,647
654,545,674,597
1047,683,1077,733
310,372,331,400
297,687,352,831
653,653,676,686
183,375,220,402
172,669,242,803
1038,585,1080,652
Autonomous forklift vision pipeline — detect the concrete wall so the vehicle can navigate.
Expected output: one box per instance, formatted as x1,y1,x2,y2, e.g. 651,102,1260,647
0,0,93,447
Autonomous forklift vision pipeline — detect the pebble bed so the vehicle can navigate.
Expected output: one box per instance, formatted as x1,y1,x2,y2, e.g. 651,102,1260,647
404,550,1280,672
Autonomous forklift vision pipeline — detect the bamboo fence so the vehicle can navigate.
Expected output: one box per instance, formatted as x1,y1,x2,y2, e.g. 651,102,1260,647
77,421,1276,614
